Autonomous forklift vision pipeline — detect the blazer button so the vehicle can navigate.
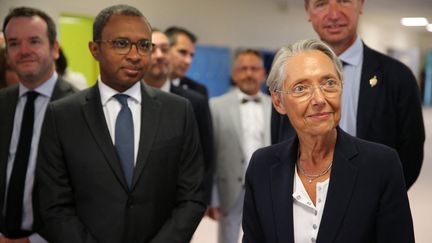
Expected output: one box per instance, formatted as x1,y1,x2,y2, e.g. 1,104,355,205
127,197,134,208
238,177,242,182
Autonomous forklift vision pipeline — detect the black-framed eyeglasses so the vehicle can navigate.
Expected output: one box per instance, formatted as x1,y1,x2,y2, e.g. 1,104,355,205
96,38,153,55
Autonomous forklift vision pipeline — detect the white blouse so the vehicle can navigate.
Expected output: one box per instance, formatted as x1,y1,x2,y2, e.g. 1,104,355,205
293,165,330,243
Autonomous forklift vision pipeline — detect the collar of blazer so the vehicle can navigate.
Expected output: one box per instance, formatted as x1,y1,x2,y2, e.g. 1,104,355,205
82,83,162,191
356,44,383,138
269,127,359,242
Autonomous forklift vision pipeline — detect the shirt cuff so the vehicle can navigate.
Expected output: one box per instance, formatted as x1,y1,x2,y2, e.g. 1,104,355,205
29,233,48,243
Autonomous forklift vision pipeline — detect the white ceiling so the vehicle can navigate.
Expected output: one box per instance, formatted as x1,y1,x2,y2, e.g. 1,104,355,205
363,0,432,33
285,0,432,34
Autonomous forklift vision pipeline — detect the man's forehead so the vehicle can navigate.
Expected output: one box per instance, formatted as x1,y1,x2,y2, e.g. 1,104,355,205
6,16,46,31
235,54,262,64
174,34,194,46
5,16,47,39
152,32,169,44
101,14,151,37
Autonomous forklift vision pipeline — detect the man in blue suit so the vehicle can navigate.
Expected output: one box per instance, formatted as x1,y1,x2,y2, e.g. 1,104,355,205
271,0,425,189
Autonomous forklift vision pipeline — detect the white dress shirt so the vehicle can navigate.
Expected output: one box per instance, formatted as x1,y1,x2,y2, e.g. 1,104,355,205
3,73,59,243
293,165,330,243
171,77,181,87
98,79,142,165
236,88,265,174
160,79,171,93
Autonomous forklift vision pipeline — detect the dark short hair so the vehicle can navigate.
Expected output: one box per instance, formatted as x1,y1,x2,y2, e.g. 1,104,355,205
165,26,197,46
56,47,67,76
2,6,57,46
93,4,150,41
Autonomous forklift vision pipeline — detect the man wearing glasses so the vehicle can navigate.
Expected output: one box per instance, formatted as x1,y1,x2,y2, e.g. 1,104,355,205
36,5,205,243
271,0,425,190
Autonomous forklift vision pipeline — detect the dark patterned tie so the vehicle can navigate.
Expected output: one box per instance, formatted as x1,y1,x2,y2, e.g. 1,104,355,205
5,91,38,234
114,94,134,188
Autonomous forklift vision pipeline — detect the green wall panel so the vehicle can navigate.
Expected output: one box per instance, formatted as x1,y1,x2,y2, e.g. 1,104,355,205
59,14,98,86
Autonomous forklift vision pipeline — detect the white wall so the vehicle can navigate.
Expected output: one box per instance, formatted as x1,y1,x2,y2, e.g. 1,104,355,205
0,0,314,49
1,0,430,57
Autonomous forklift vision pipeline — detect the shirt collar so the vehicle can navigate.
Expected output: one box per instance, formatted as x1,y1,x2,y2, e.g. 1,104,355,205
160,79,171,93
171,77,181,86
235,87,263,102
98,76,142,106
19,72,58,98
339,36,363,67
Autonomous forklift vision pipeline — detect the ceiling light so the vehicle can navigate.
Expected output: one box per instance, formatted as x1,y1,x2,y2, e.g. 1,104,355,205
400,17,429,26
427,24,432,32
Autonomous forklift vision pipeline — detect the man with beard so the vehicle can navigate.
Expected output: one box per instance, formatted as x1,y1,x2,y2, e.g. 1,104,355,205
144,29,214,206
208,49,271,243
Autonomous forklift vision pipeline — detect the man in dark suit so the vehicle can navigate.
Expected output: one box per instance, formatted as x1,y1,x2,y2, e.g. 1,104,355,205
165,26,209,98
0,7,76,242
144,29,214,204
272,0,425,189
36,5,205,243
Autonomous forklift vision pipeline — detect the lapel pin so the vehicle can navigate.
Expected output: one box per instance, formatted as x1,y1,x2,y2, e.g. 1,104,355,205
369,75,378,87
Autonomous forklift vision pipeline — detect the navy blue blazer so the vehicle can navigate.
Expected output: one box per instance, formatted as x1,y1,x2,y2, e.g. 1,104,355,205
243,128,414,243
271,44,425,189
179,76,208,99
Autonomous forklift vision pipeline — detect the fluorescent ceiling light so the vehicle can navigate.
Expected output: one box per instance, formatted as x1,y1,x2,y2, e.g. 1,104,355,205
400,17,429,26
427,24,432,32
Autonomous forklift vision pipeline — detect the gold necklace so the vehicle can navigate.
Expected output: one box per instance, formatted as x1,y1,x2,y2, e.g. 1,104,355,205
298,162,333,183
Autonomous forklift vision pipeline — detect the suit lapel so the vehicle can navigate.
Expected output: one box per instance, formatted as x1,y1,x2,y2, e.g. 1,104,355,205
131,84,161,189
226,90,244,150
317,128,359,243
356,44,383,138
51,78,76,101
262,95,272,146
82,86,129,191
0,87,19,212
270,138,297,243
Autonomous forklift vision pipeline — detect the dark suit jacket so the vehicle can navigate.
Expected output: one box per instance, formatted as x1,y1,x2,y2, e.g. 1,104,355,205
243,128,414,243
179,76,209,98
0,78,77,235
271,44,425,189
170,85,214,204
36,83,206,243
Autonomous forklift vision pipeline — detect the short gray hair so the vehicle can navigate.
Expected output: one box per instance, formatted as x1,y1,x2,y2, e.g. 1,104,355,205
93,4,151,41
267,39,343,92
